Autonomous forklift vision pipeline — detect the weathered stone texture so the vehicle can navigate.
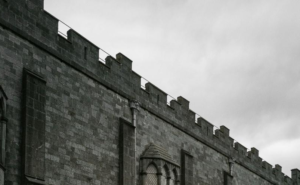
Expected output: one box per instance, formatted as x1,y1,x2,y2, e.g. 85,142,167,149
22,69,46,182
135,108,274,185
119,118,135,185
0,23,131,185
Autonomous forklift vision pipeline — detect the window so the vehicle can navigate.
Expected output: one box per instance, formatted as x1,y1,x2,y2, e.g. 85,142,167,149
84,47,87,60
141,143,180,185
144,163,179,185
145,164,158,185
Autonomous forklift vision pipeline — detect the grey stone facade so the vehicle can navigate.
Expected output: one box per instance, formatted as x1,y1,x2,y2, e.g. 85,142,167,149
0,0,299,184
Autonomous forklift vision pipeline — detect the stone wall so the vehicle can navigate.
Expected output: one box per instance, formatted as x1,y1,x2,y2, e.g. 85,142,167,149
0,0,299,184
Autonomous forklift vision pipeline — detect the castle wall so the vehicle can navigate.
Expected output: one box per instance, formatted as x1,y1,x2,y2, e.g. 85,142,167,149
0,24,132,184
136,107,274,185
0,0,298,184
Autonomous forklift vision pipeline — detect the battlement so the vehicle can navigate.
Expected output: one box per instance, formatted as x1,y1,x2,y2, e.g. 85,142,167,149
0,1,298,184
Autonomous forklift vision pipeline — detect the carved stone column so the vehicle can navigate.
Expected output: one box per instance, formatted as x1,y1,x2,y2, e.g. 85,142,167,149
130,100,140,185
224,157,235,185
228,158,235,176
157,172,162,185
119,100,140,185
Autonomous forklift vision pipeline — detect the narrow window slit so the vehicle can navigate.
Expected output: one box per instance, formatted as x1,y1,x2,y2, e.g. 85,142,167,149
84,47,87,60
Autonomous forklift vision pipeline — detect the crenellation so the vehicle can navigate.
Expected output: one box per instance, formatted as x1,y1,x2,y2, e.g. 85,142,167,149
273,165,285,181
67,29,99,73
130,71,142,93
105,54,141,94
257,156,263,165
220,125,230,136
40,11,58,43
197,117,214,138
0,0,58,54
187,110,196,124
246,151,252,160
57,34,72,53
145,83,168,105
254,156,264,175
292,169,300,184
168,96,193,124
229,137,234,148
0,1,297,184
284,175,292,185
214,129,223,141
214,125,234,148
251,147,259,157
116,53,132,70
177,96,189,110
234,142,247,157
262,161,273,174
67,30,99,51
105,55,121,70
26,0,44,10
244,148,265,178
275,164,282,174
247,147,260,163
170,99,181,110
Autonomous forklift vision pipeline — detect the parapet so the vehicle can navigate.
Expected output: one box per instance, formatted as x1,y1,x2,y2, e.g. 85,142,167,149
215,126,234,147
116,53,133,70
66,29,100,73
145,83,168,105
197,117,214,138
0,1,297,184
177,96,189,109
292,169,300,184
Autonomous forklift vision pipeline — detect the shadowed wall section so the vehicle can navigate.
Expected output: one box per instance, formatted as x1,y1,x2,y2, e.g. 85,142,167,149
181,150,193,185
22,69,46,185
119,118,135,185
0,86,7,185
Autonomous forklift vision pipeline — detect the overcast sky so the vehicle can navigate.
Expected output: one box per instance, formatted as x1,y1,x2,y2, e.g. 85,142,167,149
45,0,300,176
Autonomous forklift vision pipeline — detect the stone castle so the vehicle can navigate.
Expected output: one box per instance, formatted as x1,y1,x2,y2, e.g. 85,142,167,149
0,0,299,184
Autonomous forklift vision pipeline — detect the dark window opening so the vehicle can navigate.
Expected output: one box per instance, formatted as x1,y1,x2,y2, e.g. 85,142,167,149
84,47,87,60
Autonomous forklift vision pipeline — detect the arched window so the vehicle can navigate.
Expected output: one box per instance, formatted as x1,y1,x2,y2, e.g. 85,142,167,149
145,164,158,185
141,144,180,185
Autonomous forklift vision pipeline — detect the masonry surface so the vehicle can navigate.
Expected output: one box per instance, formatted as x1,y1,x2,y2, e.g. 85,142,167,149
0,0,299,185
